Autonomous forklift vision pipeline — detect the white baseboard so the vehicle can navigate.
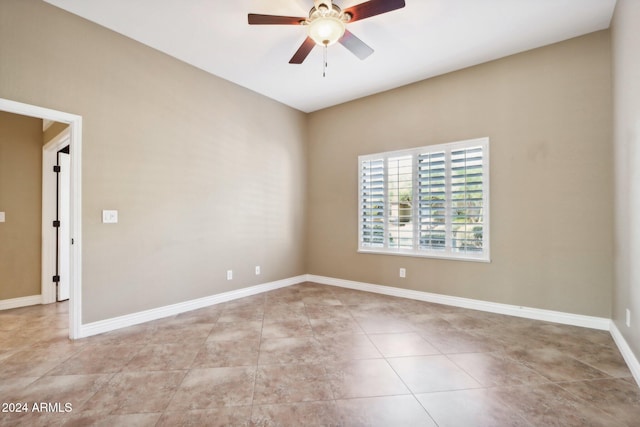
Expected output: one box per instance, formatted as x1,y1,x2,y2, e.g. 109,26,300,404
306,275,612,331
610,322,640,386
78,275,306,338
0,295,42,311
77,272,610,336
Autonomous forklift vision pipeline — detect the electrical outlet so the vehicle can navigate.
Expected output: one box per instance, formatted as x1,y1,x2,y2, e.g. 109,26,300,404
255,266,261,275
226,270,233,280
626,309,631,328
399,268,406,278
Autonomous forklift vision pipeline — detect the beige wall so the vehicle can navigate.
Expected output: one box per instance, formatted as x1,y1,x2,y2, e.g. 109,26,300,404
0,111,42,300
0,0,307,322
612,0,640,358
307,31,613,318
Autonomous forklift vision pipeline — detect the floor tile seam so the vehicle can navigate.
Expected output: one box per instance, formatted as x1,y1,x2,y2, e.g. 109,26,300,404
373,358,440,425
101,343,151,375
340,304,371,324
0,348,22,363
380,355,425,399
66,371,118,415
41,366,124,378
0,375,41,393
410,391,453,427
35,346,88,379
246,364,259,416
156,368,193,416
354,329,386,360
323,358,415,401
288,299,313,329
318,362,340,401
563,353,621,379
441,353,491,388
346,313,378,336
553,377,637,387
511,360,565,384
249,304,267,409
487,378,632,426
117,345,204,373
462,385,540,427
552,377,634,404
255,360,326,368
512,411,537,427
514,352,614,383
364,330,445,358
253,396,338,406
435,346,509,355
248,399,343,426
406,331,450,355
339,390,416,401
444,350,552,386
542,382,630,426
466,381,554,391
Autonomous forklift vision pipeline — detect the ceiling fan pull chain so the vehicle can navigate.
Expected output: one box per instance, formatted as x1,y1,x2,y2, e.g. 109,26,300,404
323,44,328,77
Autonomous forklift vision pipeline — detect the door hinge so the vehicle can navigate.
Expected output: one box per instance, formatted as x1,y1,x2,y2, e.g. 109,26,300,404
53,220,60,228
53,165,61,173
52,275,60,283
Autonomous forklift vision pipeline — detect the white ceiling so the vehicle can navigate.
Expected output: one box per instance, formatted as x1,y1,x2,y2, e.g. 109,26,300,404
43,0,616,113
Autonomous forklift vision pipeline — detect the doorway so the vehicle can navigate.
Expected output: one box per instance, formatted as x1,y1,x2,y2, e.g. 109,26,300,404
0,98,83,339
56,144,71,301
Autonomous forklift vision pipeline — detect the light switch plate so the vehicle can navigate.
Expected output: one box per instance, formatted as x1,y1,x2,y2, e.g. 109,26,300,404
102,210,118,224
0,212,5,223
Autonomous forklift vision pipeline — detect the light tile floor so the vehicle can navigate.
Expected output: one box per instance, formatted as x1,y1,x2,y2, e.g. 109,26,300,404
0,282,639,426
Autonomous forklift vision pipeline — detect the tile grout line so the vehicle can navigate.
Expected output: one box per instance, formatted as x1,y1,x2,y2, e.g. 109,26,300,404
311,287,340,404
379,351,441,426
249,294,267,420
352,298,441,424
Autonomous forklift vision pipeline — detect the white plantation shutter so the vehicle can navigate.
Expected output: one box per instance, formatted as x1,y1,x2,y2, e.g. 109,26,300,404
360,158,385,247
387,155,413,250
417,151,446,251
450,146,485,253
358,138,489,262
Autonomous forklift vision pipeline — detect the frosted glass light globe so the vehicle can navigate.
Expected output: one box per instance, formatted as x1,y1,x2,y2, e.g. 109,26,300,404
308,16,345,46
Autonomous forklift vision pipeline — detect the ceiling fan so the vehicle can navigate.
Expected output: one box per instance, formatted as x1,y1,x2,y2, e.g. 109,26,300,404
248,0,406,65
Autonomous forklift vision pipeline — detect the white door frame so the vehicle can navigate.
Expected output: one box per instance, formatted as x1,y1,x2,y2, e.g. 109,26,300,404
43,129,71,304
0,98,83,339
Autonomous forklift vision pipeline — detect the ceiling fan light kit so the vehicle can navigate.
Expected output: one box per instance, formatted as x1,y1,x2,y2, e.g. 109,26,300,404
306,4,349,47
248,0,406,69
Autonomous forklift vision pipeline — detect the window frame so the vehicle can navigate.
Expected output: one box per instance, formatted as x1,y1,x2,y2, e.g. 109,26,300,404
358,137,490,262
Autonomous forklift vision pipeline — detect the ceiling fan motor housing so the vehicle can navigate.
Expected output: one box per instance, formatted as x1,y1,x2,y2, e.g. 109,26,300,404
313,0,333,11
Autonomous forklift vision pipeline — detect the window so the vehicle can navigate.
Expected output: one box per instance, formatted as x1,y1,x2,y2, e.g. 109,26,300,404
359,137,490,262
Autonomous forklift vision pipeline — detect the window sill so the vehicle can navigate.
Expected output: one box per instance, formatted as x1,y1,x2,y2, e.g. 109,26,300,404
357,248,491,263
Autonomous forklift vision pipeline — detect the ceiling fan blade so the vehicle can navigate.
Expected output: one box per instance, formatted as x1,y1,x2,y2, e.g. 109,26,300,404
289,37,316,64
339,30,374,60
343,0,406,23
248,14,305,25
